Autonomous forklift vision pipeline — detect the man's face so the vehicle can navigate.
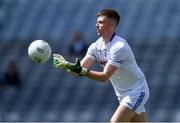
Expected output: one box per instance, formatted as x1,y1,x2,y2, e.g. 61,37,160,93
96,16,112,36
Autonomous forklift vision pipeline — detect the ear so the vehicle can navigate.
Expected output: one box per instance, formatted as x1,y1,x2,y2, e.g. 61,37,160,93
111,21,116,28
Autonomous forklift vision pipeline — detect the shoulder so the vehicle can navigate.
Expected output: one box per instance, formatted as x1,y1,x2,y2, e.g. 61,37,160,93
111,36,128,52
95,37,103,45
114,35,126,42
89,37,103,48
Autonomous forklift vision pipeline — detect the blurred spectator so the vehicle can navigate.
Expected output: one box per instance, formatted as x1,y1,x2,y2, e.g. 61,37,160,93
3,60,22,89
68,31,88,58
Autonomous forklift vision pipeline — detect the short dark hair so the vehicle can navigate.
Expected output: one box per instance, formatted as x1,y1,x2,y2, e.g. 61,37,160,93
97,9,120,26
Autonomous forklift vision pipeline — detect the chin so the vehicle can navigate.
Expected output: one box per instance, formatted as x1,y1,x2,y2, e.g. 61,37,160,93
97,32,101,36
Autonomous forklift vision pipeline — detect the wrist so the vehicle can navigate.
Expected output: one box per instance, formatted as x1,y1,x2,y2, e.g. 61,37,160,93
80,68,89,76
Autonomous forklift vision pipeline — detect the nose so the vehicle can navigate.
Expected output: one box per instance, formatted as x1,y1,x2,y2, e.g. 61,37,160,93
95,23,99,28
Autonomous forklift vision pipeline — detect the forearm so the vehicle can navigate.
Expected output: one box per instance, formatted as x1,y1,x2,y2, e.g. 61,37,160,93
83,63,118,82
84,70,109,82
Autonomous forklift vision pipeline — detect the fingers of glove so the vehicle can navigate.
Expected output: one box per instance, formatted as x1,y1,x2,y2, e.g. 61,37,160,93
53,59,61,68
53,54,67,65
53,58,66,68
53,53,62,58
53,56,62,62
53,54,65,61
53,54,65,62
53,59,60,67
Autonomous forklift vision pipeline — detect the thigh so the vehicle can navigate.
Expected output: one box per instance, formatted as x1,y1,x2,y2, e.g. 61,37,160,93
110,104,136,122
130,112,148,122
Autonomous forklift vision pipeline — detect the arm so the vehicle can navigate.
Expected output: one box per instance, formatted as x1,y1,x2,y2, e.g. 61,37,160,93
81,55,94,69
85,63,118,82
53,53,118,82
81,55,118,82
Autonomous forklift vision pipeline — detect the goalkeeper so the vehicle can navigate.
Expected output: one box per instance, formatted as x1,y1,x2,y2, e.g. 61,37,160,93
53,9,149,122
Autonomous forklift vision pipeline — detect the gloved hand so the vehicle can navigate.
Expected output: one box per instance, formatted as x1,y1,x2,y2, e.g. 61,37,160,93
53,54,88,76
53,54,68,69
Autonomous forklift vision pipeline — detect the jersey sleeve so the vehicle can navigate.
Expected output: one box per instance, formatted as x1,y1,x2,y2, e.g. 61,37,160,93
107,42,128,67
86,42,96,60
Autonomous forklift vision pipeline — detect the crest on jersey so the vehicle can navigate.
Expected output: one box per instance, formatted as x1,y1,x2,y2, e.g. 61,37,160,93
96,48,109,67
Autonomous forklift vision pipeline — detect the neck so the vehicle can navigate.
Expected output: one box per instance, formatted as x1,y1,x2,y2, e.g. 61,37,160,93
102,32,115,44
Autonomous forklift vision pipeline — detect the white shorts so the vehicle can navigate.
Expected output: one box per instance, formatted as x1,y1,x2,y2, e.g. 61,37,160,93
118,82,149,114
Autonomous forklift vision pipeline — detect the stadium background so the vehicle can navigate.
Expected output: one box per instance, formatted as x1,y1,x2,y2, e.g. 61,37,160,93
0,0,180,121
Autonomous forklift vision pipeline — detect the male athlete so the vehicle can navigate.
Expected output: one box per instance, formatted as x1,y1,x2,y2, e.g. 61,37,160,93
53,9,149,122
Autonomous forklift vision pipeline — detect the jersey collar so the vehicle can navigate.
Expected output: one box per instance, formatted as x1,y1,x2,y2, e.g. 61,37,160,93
109,32,116,43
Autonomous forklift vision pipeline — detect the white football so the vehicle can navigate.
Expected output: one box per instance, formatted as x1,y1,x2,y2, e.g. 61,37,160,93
28,40,51,63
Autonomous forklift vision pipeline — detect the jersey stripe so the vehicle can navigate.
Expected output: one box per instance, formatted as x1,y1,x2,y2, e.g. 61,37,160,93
132,92,145,111
109,58,127,64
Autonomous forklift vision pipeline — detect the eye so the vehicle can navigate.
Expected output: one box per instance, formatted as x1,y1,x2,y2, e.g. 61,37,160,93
98,21,103,24
97,20,103,24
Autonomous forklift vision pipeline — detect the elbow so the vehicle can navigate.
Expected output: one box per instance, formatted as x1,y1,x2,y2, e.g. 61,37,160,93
99,76,109,83
98,72,112,82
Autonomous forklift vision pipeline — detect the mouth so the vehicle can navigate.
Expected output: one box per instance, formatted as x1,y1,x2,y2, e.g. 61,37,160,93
96,28,100,33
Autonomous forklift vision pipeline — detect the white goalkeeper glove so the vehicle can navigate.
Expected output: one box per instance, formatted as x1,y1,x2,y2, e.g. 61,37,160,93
53,54,88,76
